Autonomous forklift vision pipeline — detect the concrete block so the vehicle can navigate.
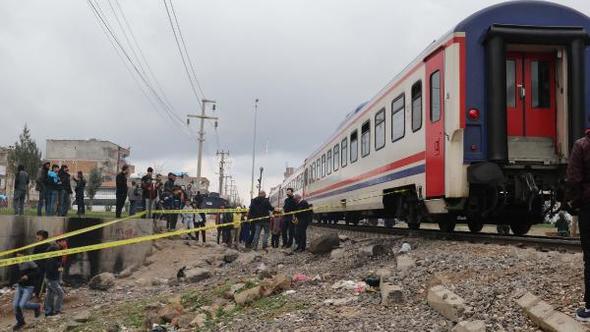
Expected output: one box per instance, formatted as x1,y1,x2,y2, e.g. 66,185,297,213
427,285,465,322
452,320,486,332
381,283,403,306
516,292,589,332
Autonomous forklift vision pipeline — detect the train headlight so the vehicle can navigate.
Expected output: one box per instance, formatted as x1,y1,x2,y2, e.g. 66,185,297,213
468,108,480,121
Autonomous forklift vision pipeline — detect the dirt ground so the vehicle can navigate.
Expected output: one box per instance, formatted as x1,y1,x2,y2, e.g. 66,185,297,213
0,224,585,331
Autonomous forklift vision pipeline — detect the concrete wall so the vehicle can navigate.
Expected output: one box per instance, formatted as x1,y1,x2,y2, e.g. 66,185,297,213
0,216,153,285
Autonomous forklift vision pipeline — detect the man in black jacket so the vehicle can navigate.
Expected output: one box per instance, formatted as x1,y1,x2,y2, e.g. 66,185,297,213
44,239,67,317
248,191,275,250
13,165,29,216
58,165,72,216
10,256,41,330
281,188,297,248
32,230,50,297
115,165,129,218
36,162,50,216
294,194,313,252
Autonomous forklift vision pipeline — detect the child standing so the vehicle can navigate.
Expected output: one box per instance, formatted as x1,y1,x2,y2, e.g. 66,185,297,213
270,212,282,248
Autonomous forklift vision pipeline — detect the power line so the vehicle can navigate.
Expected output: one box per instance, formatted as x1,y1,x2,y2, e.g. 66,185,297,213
88,0,192,137
163,0,203,105
168,0,206,99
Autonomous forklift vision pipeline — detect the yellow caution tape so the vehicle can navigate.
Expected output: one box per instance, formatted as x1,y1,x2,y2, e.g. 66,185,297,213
0,189,410,267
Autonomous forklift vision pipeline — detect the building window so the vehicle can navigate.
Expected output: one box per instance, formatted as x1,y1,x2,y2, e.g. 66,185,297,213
361,120,370,157
316,159,320,180
333,144,340,171
411,81,422,132
430,71,441,122
392,94,405,142
341,138,348,168
321,154,326,177
350,130,358,163
327,150,332,174
375,108,385,150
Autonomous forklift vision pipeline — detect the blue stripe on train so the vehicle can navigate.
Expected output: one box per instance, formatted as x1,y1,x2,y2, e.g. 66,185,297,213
309,164,425,201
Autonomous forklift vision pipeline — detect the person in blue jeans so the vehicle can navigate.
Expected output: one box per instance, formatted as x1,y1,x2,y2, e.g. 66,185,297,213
248,191,274,250
44,239,67,317
10,257,40,330
45,164,61,216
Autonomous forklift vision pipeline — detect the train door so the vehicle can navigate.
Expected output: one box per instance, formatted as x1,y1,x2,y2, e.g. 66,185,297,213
425,50,445,198
506,52,556,140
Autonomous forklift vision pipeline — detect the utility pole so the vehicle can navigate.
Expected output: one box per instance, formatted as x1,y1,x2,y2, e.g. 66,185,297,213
187,99,217,191
257,166,264,194
216,150,229,196
223,175,232,199
250,98,259,201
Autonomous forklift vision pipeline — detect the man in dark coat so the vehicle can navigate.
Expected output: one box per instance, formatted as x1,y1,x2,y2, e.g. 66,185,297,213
13,165,29,216
281,188,298,248
58,165,72,216
247,191,274,250
73,171,86,216
35,162,50,216
10,256,41,330
567,129,590,321
32,230,50,298
293,194,313,252
115,165,129,218
44,239,67,317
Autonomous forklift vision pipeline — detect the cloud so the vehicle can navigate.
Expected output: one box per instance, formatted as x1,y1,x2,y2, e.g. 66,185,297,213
1,0,589,202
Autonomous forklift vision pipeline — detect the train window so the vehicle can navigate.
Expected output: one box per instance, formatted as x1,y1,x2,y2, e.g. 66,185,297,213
316,159,320,180
305,168,309,185
361,120,370,157
321,154,326,177
531,60,550,108
333,145,340,171
411,81,422,132
327,150,332,174
375,108,385,150
350,130,358,163
392,94,405,142
430,71,441,122
506,60,516,108
341,138,348,168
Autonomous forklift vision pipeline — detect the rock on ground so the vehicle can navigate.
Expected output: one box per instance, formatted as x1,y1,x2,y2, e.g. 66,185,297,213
381,283,403,306
427,285,466,322
184,267,212,283
309,232,340,254
452,320,486,332
88,272,115,291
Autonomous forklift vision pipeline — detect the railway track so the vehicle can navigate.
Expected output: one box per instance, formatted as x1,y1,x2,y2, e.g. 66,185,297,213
312,222,582,252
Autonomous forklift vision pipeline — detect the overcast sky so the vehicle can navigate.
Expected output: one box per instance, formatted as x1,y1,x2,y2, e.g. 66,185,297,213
1,0,589,202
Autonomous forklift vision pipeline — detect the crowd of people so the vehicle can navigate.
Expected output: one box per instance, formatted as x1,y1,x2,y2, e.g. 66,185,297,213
10,230,67,330
31,162,85,217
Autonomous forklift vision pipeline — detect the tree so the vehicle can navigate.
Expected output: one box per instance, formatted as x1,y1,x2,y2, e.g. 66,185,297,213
86,167,103,210
7,125,42,197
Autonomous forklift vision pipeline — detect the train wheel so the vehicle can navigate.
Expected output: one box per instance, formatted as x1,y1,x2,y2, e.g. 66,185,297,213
407,206,421,230
467,221,484,233
384,218,396,228
438,214,457,233
497,224,510,235
467,220,484,233
510,223,532,236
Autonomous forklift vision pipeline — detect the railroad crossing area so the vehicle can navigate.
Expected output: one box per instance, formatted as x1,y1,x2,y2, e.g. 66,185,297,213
1,221,586,332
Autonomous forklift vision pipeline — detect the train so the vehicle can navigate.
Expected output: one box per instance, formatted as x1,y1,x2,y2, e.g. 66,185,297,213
269,1,590,236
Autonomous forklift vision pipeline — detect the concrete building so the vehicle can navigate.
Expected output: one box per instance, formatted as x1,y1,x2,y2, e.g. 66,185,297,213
46,139,135,198
0,147,8,194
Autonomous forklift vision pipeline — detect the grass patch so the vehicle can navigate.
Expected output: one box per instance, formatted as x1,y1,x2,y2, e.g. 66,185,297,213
181,290,212,311
213,280,233,298
250,294,306,320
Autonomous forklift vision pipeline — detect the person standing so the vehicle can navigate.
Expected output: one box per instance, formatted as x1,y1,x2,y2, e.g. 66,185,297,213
293,194,313,252
193,191,207,226
115,165,129,218
281,188,297,248
45,165,61,216
163,173,179,231
10,255,41,330
141,167,156,218
13,165,29,216
73,171,86,216
127,181,140,216
248,191,274,250
567,130,590,321
35,162,50,216
44,239,67,317
270,211,282,248
58,165,72,216
32,230,50,298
